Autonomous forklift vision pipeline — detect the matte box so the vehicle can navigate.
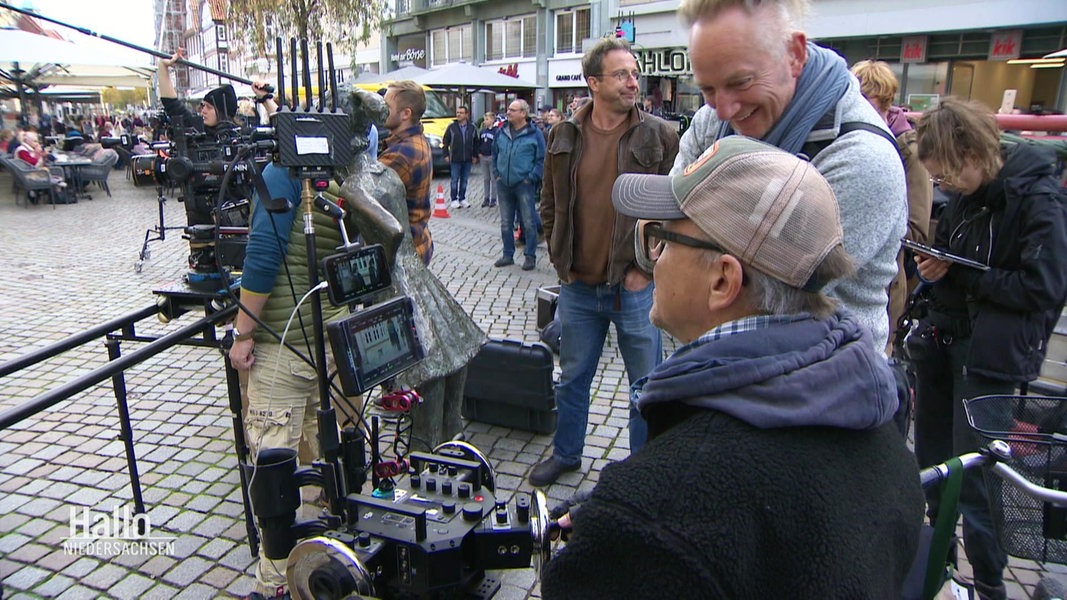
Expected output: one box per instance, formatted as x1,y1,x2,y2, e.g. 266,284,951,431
463,339,557,434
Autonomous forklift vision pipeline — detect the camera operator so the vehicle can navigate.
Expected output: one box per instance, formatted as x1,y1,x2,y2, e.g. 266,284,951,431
157,48,276,229
227,85,368,600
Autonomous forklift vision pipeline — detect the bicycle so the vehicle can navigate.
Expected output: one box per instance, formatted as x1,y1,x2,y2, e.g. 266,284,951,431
914,395,1067,600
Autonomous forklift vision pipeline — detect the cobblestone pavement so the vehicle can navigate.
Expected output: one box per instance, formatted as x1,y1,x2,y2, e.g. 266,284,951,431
0,169,1059,599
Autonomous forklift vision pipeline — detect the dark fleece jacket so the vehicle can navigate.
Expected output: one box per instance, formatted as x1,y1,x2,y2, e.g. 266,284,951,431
541,314,925,599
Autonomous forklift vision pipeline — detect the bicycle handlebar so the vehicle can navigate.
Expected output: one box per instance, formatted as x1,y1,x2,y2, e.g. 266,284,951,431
920,440,1067,506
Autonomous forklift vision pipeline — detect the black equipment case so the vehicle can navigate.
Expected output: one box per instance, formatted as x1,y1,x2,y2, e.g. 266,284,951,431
462,339,557,434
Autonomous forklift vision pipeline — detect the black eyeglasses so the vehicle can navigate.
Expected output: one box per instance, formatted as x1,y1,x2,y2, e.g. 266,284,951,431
639,221,725,264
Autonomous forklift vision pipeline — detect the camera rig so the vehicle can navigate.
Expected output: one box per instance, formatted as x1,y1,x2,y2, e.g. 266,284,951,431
237,39,554,599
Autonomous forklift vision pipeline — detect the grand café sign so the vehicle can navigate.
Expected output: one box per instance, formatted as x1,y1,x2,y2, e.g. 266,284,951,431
636,48,692,77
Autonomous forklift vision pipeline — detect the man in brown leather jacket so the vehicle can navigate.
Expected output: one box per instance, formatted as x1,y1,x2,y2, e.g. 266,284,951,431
531,36,679,486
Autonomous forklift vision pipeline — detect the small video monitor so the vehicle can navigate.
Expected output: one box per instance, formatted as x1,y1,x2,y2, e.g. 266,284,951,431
322,245,392,306
326,297,425,395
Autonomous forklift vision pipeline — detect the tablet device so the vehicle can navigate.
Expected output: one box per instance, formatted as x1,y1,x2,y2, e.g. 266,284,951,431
900,238,990,272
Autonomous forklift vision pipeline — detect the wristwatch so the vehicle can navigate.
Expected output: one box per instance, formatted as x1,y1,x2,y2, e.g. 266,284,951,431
233,325,255,341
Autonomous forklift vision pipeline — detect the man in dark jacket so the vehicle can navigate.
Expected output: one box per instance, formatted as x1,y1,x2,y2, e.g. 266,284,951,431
492,99,545,271
530,37,679,486
541,136,924,599
442,105,478,208
157,48,274,274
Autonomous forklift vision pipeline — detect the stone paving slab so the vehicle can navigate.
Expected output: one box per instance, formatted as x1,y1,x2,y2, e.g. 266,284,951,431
0,170,1054,599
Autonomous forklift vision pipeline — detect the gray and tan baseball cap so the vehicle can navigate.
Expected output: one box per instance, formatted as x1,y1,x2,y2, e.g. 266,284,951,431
612,136,843,291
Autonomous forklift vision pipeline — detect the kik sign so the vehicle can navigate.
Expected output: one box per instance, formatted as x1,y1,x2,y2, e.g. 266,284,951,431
901,36,927,64
988,30,1022,61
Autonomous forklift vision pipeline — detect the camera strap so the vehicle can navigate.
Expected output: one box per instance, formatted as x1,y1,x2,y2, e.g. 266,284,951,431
249,160,292,214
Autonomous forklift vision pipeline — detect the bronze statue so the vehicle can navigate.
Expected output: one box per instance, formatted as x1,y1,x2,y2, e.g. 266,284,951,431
336,87,486,449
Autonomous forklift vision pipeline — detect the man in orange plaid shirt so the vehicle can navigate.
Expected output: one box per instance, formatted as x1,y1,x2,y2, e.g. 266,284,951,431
380,80,435,264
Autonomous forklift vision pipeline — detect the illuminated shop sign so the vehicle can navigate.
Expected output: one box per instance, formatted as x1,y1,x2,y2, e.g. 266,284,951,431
636,48,691,77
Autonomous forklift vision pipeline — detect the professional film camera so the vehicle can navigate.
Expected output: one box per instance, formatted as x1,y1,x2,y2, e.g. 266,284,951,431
246,293,552,600
132,37,358,292
130,108,272,286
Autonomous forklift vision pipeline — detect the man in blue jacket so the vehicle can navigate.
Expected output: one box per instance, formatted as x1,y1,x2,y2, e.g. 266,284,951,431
492,99,545,271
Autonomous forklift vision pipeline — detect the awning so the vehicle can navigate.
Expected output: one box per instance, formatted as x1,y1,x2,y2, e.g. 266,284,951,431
411,62,537,90
0,28,154,90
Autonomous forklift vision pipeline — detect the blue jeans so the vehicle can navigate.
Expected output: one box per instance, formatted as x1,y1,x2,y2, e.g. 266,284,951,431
497,180,537,259
449,161,472,203
913,332,1012,587
553,280,663,464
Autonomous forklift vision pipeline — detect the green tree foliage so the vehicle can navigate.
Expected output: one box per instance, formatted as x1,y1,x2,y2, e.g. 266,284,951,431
101,87,148,108
226,0,387,57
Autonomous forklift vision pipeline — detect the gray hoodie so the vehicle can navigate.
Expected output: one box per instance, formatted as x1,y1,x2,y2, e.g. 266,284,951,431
672,76,907,351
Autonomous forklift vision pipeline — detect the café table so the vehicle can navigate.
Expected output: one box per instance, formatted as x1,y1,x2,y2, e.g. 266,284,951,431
50,152,94,201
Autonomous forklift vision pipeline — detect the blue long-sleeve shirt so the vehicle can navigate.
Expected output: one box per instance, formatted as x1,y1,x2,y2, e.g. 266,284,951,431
240,163,301,294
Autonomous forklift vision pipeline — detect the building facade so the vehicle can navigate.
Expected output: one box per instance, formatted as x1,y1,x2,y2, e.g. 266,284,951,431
382,0,1067,120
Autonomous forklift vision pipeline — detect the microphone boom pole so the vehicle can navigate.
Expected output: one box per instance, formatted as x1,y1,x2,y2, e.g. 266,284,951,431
0,1,257,86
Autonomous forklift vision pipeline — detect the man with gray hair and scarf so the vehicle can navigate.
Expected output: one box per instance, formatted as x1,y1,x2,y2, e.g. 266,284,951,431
671,0,906,352
541,137,922,598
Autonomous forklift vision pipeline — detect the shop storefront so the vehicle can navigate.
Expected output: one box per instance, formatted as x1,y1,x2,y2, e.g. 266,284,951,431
547,57,588,113
477,60,538,115
634,47,702,117
391,34,428,69
824,26,1067,114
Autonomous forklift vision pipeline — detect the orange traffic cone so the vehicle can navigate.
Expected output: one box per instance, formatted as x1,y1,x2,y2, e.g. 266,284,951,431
432,184,450,218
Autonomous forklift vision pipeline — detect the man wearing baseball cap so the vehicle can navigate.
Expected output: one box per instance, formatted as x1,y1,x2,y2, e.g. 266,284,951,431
540,136,923,598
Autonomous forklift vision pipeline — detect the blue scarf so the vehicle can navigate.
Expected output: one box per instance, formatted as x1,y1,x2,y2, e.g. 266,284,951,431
717,43,851,154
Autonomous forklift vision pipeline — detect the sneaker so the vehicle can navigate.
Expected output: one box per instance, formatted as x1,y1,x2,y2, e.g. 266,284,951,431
522,256,536,271
459,199,471,208
528,456,581,487
449,200,461,209
489,199,497,207
481,199,492,208
493,256,514,268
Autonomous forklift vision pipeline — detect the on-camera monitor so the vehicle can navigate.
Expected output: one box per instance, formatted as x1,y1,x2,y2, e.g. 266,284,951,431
326,296,424,395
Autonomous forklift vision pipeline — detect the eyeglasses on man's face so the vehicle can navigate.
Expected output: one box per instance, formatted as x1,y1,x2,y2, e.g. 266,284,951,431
638,220,725,264
597,69,641,83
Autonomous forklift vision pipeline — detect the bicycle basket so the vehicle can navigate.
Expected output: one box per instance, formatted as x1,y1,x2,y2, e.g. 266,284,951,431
964,394,1067,563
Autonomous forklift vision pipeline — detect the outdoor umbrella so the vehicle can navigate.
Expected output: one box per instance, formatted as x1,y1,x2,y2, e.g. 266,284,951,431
411,62,537,91
0,28,154,90
352,65,429,84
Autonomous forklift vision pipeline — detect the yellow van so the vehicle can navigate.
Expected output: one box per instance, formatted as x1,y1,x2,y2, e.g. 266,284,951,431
353,82,452,173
